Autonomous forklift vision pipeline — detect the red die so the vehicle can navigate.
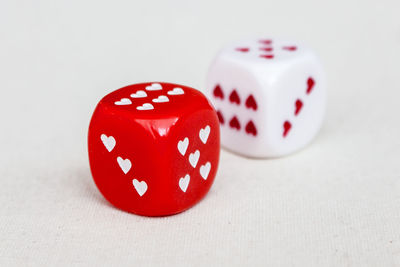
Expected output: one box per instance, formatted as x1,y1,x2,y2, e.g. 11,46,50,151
88,82,220,216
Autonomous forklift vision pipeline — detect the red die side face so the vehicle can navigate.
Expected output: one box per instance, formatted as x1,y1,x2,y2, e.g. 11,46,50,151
88,82,220,216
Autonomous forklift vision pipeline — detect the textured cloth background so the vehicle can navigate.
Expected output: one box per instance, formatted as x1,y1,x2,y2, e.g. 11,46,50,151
0,0,399,266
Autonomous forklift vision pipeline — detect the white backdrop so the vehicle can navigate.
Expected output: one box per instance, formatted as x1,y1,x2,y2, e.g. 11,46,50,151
1,0,399,266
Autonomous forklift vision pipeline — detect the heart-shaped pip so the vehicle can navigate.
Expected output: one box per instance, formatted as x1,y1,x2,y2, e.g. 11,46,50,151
137,103,154,111
115,98,132,105
167,87,184,95
131,90,147,98
152,95,169,103
146,83,162,91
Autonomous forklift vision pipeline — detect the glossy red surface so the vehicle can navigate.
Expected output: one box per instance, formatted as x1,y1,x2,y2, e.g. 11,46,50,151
88,82,220,216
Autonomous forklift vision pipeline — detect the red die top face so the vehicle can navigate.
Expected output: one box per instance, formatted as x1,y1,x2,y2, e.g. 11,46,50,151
88,82,220,216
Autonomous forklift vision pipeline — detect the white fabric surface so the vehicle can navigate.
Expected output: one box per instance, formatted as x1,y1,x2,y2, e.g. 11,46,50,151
1,0,399,266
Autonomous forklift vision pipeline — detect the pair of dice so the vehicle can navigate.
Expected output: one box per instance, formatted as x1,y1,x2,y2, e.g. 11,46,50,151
88,38,326,216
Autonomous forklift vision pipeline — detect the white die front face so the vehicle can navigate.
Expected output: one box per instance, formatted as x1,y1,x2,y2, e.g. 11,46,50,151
207,60,268,157
206,38,326,157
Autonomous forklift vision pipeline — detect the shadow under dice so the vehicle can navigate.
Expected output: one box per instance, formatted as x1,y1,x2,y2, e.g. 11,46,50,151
88,82,220,216
206,38,326,158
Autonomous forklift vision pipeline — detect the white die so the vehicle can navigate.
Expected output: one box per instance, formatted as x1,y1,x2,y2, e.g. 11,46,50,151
206,38,326,157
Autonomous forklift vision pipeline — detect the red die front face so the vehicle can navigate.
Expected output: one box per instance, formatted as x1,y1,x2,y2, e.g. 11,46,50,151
88,82,220,216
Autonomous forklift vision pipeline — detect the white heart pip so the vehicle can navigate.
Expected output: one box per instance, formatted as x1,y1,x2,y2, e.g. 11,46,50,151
199,162,211,180
146,83,162,91
152,95,169,103
177,137,189,156
114,98,132,105
132,179,148,196
131,90,147,98
179,174,190,192
137,103,154,110
189,150,200,168
199,125,211,144
100,134,116,152
117,156,132,174
167,87,184,95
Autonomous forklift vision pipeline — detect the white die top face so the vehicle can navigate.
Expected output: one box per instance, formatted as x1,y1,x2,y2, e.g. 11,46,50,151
219,38,311,66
